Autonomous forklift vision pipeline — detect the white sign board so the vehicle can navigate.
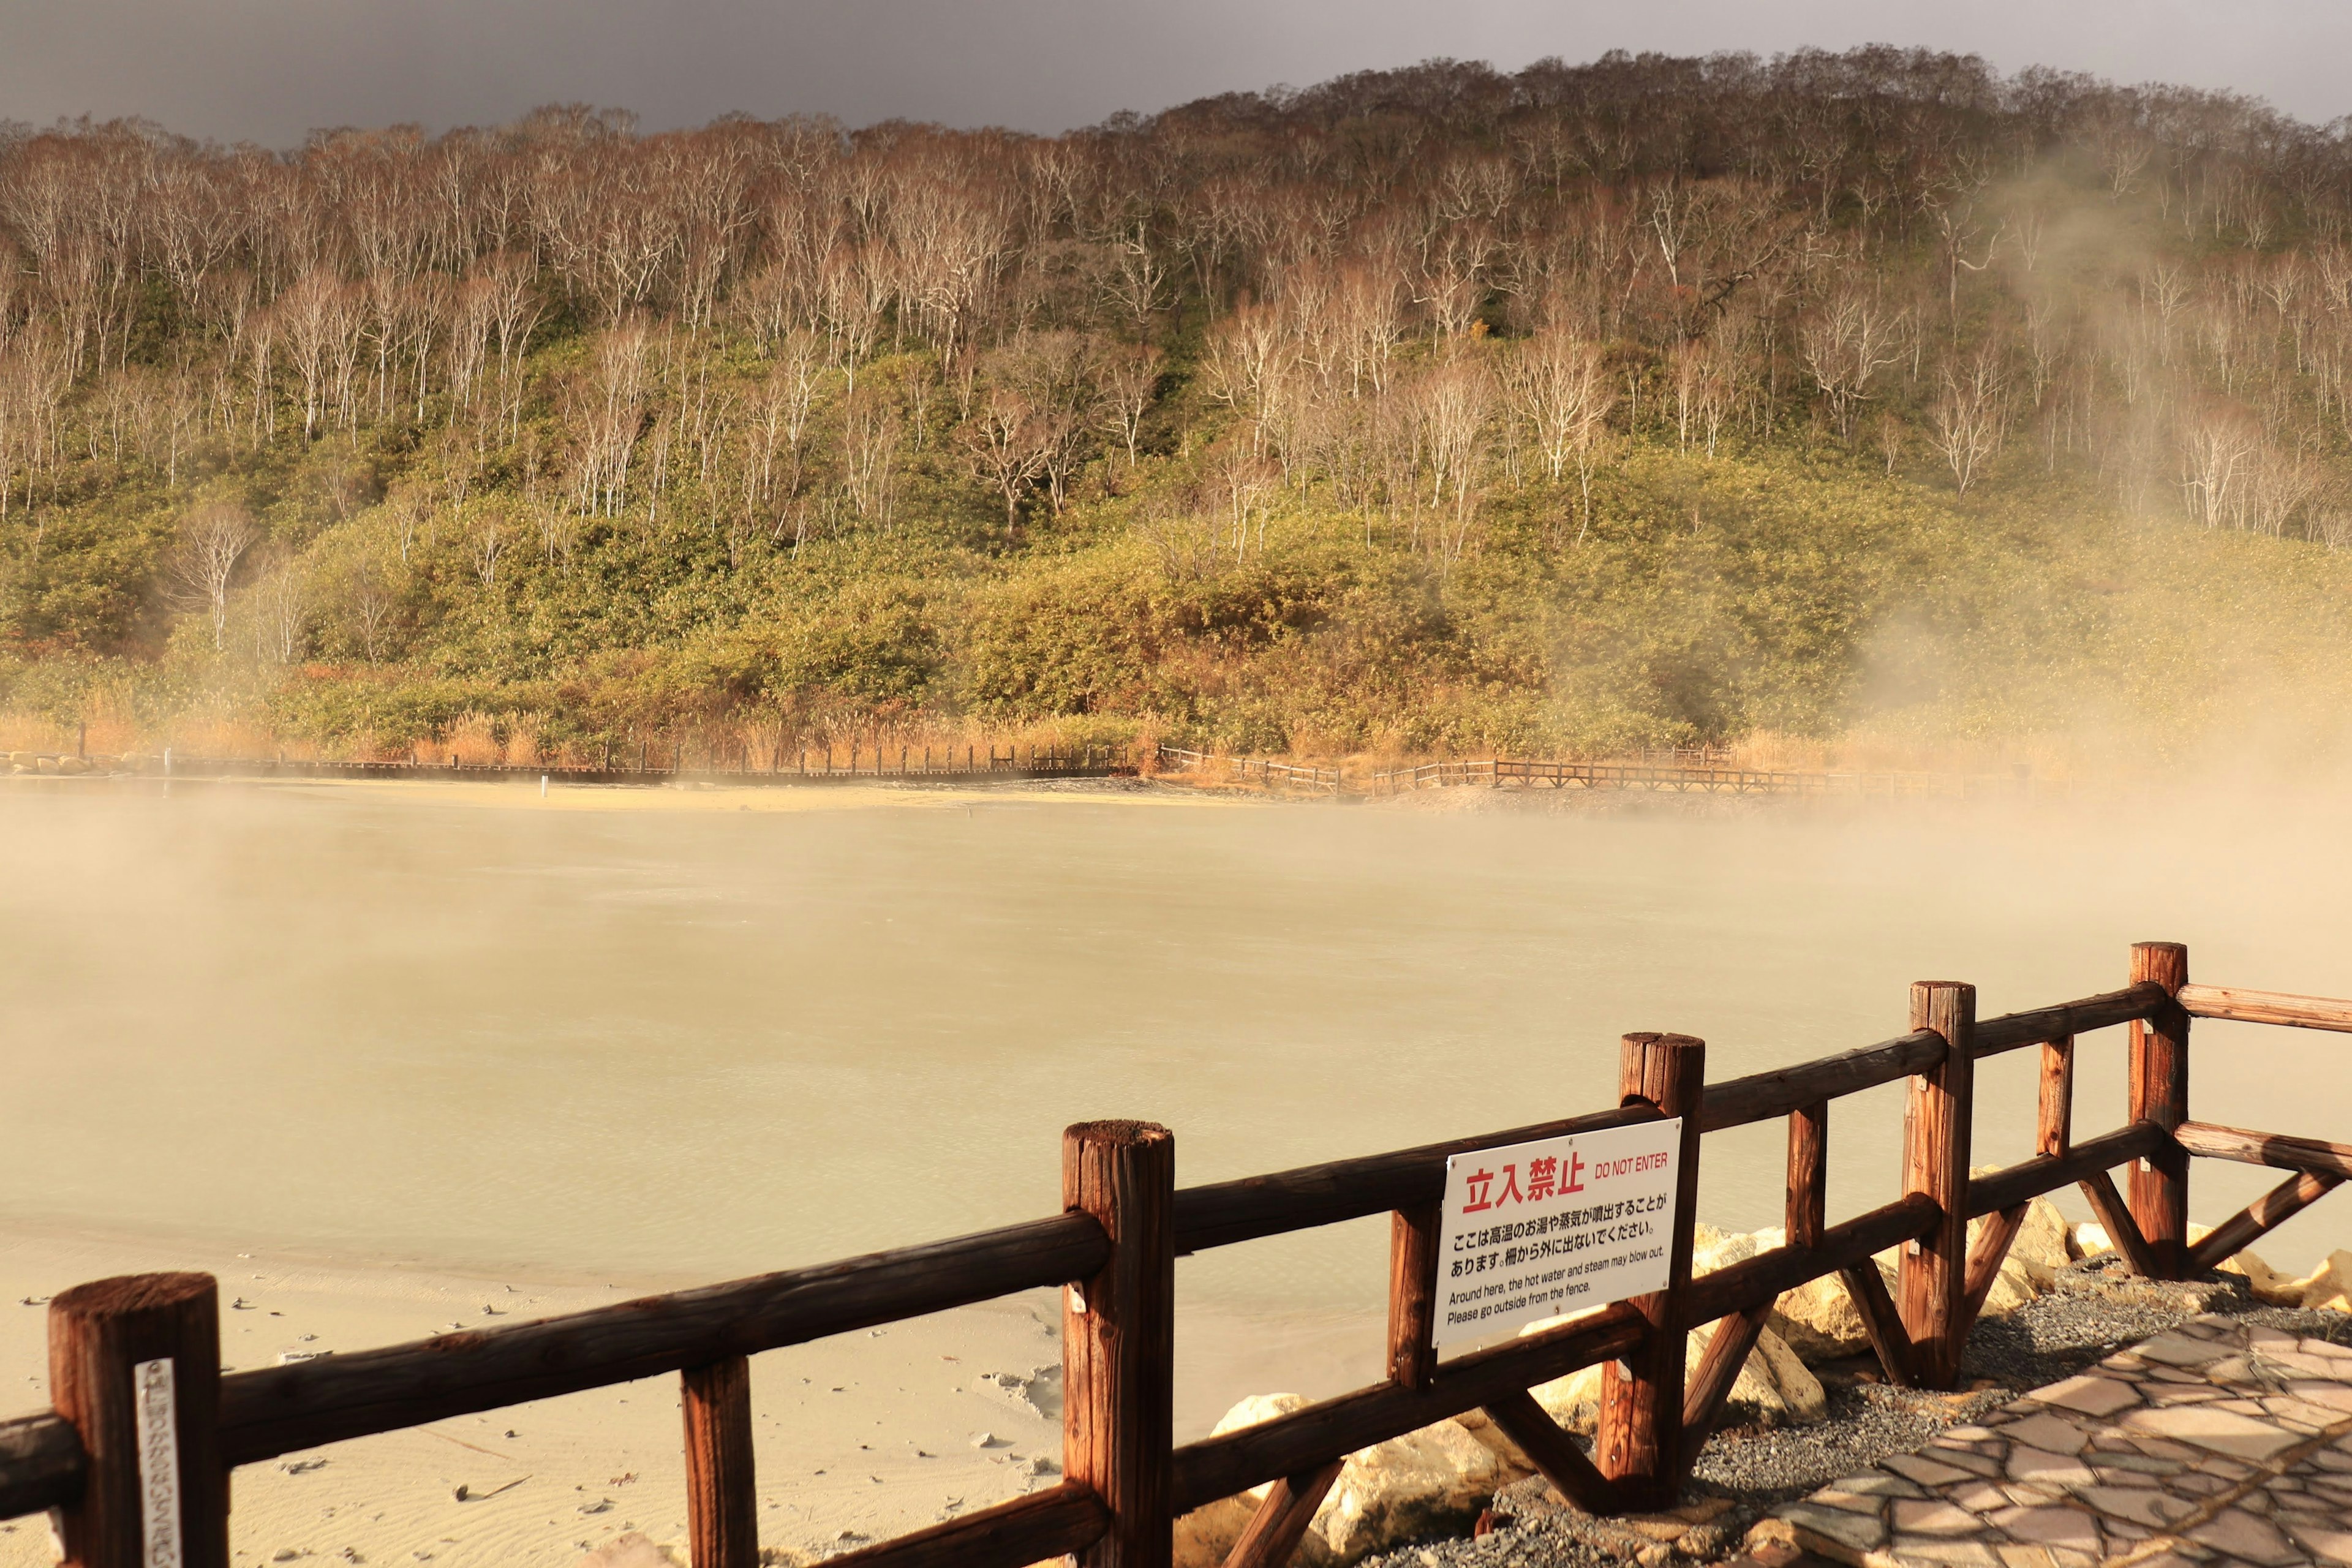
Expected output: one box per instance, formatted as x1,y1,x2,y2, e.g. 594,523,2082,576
134,1356,183,1568
1433,1117,1684,1350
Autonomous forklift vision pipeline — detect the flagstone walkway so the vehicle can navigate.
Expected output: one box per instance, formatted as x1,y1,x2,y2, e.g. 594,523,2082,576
1750,1316,2352,1568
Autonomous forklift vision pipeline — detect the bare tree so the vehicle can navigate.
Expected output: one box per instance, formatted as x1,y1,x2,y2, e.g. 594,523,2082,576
1799,282,1909,440
1928,345,2008,493
348,555,395,662
1411,352,1494,563
959,385,1049,532
1099,344,1163,467
1502,327,1616,540
172,500,258,650
254,557,311,663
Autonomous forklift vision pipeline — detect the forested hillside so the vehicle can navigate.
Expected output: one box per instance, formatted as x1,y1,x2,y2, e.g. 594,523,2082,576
7,48,2352,763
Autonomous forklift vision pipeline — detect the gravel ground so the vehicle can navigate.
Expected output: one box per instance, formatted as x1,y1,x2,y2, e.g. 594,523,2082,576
1355,1260,2352,1568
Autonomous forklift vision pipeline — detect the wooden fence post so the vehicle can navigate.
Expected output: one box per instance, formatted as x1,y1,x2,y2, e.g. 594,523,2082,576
2130,941,2192,1279
1899,981,1976,1389
682,1356,757,1568
1063,1121,1175,1568
1597,1032,1704,1511
1386,1205,1441,1392
1787,1101,1828,1248
49,1272,228,1568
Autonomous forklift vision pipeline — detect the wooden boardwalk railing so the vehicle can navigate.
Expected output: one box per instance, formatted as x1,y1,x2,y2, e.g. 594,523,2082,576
1363,758,2045,799
110,744,1128,788
1,941,2340,1568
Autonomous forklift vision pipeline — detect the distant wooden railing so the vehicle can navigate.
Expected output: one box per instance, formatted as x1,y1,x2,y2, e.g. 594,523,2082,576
2,941,2339,1568
1363,758,2048,799
1155,747,1343,794
14,744,1130,787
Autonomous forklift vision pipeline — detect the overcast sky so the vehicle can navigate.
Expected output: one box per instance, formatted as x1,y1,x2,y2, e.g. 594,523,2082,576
2,0,2348,147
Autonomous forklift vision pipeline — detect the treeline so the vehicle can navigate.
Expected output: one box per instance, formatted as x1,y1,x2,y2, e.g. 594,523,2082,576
5,48,2352,756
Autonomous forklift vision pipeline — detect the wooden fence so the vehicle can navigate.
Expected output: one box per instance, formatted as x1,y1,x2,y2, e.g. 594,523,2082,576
1154,748,1344,794
3,941,2349,1568
20,745,1128,788
1363,758,2045,799
18,745,2037,803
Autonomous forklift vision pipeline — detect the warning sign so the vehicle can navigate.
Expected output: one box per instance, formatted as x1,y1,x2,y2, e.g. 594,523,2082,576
1433,1117,1684,1351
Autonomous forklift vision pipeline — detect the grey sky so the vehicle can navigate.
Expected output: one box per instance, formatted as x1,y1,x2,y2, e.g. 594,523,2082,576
2,0,2347,147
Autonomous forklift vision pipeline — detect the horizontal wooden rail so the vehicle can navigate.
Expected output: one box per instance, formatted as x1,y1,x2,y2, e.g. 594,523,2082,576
1698,1031,1943,1132
1677,1193,1940,1325
1169,1304,1646,1514
817,1481,1109,1568
0,1413,81,1519
2176,1120,2352,1180
1974,984,2168,1056
1966,1123,2166,1217
1172,1105,1660,1254
2178,984,2352,1033
1695,982,2162,1133
218,1213,1107,1464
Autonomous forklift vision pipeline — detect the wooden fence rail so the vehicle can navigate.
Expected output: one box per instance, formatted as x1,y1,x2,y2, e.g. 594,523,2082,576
107,744,1128,790
2,940,2342,1568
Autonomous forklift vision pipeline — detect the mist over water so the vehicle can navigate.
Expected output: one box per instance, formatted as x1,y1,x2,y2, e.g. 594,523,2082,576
5,782,2349,1332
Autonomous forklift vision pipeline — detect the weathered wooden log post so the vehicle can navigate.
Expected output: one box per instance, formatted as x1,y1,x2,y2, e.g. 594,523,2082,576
1063,1121,1175,1568
49,1272,228,1568
2130,941,2191,1280
1597,1032,1704,1510
682,1357,757,1568
1787,1101,1828,1249
1900,982,1976,1389
2038,1036,2075,1159
1386,1205,1441,1392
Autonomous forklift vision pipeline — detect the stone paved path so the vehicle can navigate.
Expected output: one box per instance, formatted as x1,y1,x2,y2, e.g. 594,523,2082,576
1750,1316,2352,1568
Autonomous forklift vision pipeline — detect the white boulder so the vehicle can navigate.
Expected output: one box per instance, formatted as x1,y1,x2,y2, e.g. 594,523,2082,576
1171,1393,1525,1567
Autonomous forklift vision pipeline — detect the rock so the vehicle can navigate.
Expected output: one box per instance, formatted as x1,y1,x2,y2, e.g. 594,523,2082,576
2215,1250,2313,1306
1686,1320,1785,1425
1174,1393,1526,1566
1315,1417,1518,1562
2008,1197,2073,1281
1452,1405,1530,1472
1689,1323,1825,1427
1693,1227,1782,1276
1528,1357,1606,1435
1979,1256,2040,1318
570,1536,683,1568
1768,1271,1869,1362
1959,1174,2065,1293
1750,1329,1826,1424
1519,1320,1823,1436
1173,1493,1269,1568
2071,1221,2111,1258
1173,1396,1328,1567
2300,1250,2352,1312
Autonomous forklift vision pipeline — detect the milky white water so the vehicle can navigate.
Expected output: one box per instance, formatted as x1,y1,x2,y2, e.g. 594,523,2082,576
4,777,2349,1354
